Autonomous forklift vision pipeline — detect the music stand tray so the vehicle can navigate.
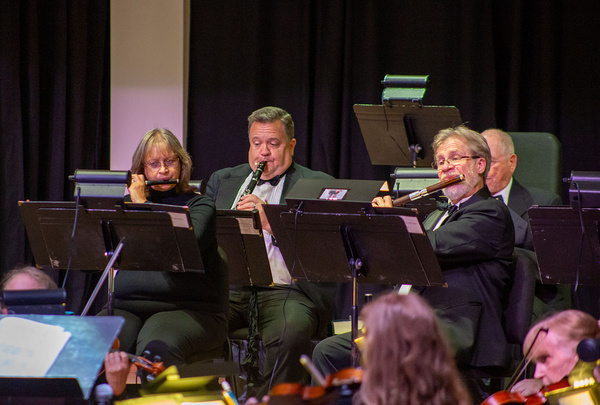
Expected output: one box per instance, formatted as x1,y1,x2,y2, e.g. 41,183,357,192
0,314,124,399
216,209,273,286
530,206,600,285
19,201,204,272
353,103,463,167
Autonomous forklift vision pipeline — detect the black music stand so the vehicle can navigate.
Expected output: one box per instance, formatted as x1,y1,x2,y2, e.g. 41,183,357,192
529,206,600,285
215,209,273,286
18,201,204,315
272,200,444,365
353,103,462,167
0,314,123,400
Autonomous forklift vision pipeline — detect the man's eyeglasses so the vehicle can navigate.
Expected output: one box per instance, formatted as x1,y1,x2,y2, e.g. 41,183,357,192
432,155,480,170
145,157,180,171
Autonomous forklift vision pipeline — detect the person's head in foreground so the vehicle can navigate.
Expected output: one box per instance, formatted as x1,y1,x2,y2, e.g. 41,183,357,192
357,293,471,405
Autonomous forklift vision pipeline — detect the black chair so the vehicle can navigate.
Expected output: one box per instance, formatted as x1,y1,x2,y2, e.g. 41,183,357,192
503,248,537,346
189,179,204,194
460,247,537,400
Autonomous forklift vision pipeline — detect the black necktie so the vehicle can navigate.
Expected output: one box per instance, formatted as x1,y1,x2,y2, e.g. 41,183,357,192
257,175,282,187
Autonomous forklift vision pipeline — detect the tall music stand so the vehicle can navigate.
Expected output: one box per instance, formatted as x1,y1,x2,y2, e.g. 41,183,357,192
529,206,600,285
0,314,124,400
215,209,273,286
271,200,444,365
353,103,463,167
18,201,204,315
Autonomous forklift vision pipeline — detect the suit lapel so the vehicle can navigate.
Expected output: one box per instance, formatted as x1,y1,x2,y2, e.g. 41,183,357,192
217,172,250,208
279,163,299,203
424,210,444,230
508,180,534,218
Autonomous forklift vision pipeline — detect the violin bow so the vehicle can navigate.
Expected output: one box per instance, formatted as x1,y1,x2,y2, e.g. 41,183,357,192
506,327,549,390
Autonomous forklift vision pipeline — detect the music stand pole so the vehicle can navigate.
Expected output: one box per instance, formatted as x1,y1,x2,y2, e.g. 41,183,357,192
341,225,365,368
81,239,124,316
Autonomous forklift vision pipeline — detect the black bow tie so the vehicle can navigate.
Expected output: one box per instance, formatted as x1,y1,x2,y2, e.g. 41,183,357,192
447,204,459,215
257,175,282,187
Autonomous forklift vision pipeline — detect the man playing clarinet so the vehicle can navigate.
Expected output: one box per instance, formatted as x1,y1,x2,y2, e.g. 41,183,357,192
205,106,335,399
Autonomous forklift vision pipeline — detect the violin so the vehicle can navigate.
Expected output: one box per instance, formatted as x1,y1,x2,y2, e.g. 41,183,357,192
108,349,166,376
109,338,166,377
259,368,363,405
480,379,570,405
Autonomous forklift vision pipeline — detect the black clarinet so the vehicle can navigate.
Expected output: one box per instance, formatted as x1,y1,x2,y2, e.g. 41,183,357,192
238,161,267,203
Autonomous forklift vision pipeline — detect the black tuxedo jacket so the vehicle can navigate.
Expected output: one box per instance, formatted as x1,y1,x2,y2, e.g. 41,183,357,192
205,162,336,337
508,178,563,222
422,186,515,369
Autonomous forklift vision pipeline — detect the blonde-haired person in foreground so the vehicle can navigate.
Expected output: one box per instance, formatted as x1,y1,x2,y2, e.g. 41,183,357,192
355,292,471,405
245,293,471,405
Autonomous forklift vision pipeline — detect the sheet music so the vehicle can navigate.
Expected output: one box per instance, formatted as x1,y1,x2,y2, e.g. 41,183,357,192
0,317,71,376
401,215,425,234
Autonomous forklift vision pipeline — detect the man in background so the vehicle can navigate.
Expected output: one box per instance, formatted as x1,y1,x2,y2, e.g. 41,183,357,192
482,128,568,321
481,128,562,219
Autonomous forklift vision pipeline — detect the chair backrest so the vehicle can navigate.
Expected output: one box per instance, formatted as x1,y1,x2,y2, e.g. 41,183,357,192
189,179,204,194
508,132,562,196
503,248,537,345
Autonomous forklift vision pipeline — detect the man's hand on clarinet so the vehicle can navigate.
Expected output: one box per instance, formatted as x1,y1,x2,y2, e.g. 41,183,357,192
237,195,272,234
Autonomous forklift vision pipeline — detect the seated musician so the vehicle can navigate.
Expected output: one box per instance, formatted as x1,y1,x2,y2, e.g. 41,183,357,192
1,266,132,397
312,125,515,402
508,309,600,398
98,128,228,365
94,128,227,397
1,265,57,293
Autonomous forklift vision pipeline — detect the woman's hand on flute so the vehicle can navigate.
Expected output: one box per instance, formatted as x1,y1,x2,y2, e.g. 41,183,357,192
372,195,393,207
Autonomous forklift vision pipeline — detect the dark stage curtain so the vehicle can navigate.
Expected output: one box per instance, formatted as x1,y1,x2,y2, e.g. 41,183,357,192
0,0,110,313
187,0,600,200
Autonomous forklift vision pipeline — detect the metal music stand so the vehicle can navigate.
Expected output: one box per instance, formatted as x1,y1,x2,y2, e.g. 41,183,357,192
353,103,462,167
215,209,273,286
0,314,124,400
269,200,445,366
18,201,204,315
529,206,600,285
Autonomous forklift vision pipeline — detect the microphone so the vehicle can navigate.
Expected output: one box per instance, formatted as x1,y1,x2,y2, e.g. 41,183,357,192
577,338,600,362
145,179,179,186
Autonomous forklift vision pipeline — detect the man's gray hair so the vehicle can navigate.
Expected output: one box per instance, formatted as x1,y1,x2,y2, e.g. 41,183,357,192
248,106,294,142
432,125,491,180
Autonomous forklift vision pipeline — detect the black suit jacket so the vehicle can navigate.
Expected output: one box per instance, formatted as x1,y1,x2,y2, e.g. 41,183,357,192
205,162,336,337
508,178,563,222
422,186,515,369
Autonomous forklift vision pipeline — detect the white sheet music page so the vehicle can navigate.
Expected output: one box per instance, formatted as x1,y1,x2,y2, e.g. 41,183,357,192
0,317,71,376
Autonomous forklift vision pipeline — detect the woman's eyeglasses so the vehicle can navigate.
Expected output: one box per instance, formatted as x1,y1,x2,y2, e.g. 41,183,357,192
144,157,180,171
